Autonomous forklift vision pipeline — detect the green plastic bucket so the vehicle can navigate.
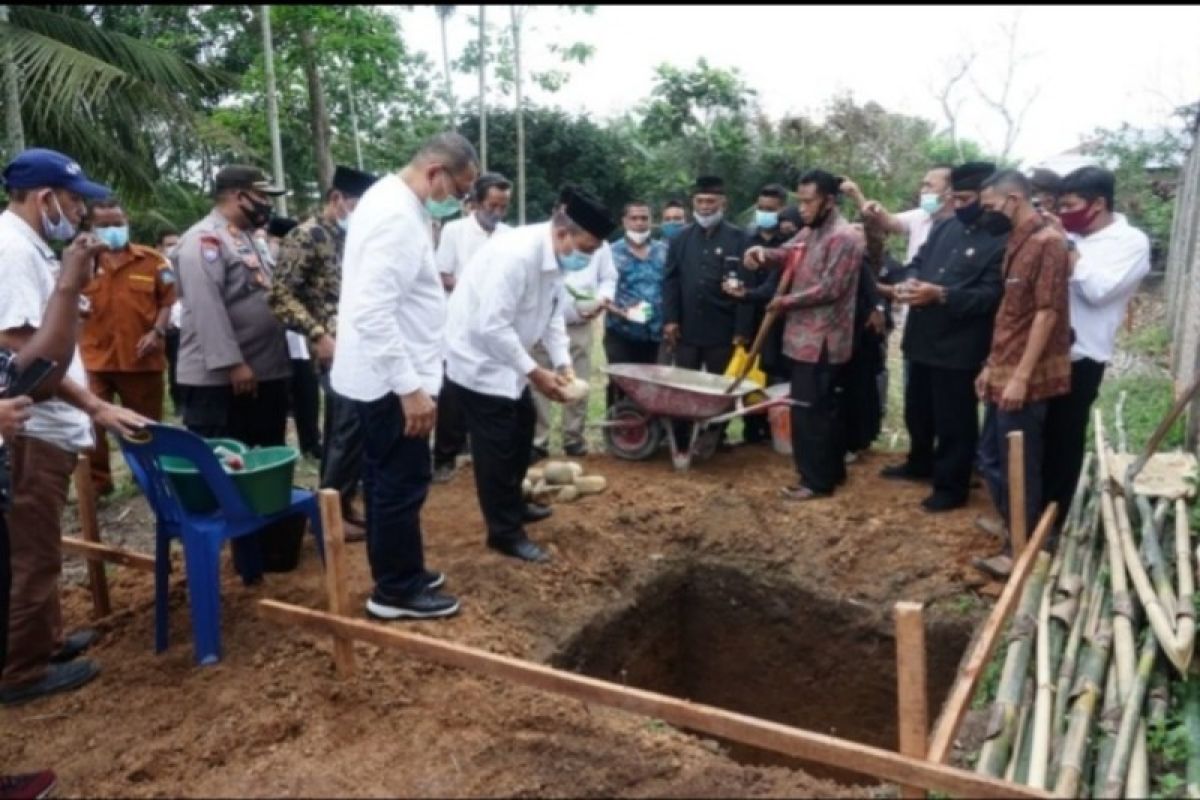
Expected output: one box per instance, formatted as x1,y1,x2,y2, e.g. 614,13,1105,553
161,439,250,514
230,446,299,516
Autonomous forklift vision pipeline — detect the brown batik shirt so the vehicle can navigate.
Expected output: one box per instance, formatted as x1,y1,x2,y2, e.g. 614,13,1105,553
983,213,1072,405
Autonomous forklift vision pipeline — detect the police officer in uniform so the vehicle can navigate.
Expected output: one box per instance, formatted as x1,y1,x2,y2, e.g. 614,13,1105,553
269,165,378,540
173,165,302,577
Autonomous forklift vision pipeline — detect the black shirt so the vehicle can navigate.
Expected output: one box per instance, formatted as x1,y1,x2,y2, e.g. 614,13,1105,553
662,220,751,348
900,216,1006,371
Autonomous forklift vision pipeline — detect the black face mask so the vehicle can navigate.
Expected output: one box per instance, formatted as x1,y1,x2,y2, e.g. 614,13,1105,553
955,200,984,226
979,209,1013,236
808,199,833,229
239,192,274,229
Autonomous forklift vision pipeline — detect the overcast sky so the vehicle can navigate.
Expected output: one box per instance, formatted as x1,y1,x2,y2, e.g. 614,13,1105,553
394,4,1200,166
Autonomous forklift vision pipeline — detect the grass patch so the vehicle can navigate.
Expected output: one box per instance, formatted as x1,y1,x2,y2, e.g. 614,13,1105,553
1118,322,1170,363
1092,375,1183,453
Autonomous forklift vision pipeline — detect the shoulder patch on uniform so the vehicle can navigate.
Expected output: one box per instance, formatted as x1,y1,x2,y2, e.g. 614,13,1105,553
200,235,221,263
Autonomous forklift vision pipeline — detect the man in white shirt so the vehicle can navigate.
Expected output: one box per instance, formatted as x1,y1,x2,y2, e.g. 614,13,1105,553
445,186,617,563
331,132,479,621
842,166,954,264
433,173,512,482
0,148,148,704
530,187,618,459
1042,166,1150,532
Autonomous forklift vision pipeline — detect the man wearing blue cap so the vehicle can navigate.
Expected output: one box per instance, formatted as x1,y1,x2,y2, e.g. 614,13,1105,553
0,148,149,704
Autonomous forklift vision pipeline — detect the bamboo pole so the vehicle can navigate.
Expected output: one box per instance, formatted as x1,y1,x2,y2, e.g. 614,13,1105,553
1091,664,1121,800
258,599,1054,799
1052,588,1112,798
894,601,928,800
1008,431,1028,556
1095,411,1138,694
976,552,1053,777
318,489,354,679
1028,549,1062,787
1185,669,1200,799
1051,551,1099,758
62,536,155,572
1136,495,1178,620
72,454,111,618
1100,634,1158,798
1174,498,1196,670
1008,677,1036,784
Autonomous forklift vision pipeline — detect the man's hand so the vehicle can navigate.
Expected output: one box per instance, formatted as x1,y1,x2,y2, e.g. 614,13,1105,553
975,367,991,401
999,375,1029,412
229,363,257,396
743,246,767,270
839,179,865,205
399,388,436,438
0,396,32,441
92,401,150,436
662,323,681,348
60,232,108,291
722,282,747,299
556,365,577,385
865,308,886,335
530,367,567,401
904,281,944,307
1040,209,1065,235
314,334,336,368
135,330,163,360
861,200,886,218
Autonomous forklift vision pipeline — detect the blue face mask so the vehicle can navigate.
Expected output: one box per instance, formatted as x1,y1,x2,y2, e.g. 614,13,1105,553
95,225,129,250
558,249,592,272
40,193,76,242
754,209,779,230
660,221,683,240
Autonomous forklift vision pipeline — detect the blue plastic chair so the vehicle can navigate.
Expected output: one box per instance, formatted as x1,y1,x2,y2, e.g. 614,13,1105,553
117,423,325,665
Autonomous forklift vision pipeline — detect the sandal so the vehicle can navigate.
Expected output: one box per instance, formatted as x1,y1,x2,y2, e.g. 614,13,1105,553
779,484,829,502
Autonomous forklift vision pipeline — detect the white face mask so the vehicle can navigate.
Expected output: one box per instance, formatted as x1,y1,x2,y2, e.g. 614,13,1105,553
694,210,723,229
626,229,650,245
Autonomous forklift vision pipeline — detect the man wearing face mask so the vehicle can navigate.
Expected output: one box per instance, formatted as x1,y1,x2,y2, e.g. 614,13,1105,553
269,165,379,536
530,185,618,460
880,161,1005,513
971,170,1072,580
659,199,687,242
1041,166,1149,537
432,173,512,483
445,187,616,564
78,197,177,496
332,133,479,620
175,165,307,576
0,148,149,704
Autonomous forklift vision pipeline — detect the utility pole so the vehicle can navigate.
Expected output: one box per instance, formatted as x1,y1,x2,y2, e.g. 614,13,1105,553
478,4,487,171
511,5,525,223
260,4,288,215
0,4,25,161
346,68,363,170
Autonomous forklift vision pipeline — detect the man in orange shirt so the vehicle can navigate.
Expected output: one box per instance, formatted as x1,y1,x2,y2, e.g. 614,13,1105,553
80,198,176,495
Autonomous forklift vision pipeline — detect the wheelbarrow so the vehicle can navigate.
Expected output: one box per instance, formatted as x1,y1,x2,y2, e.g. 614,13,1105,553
594,363,795,471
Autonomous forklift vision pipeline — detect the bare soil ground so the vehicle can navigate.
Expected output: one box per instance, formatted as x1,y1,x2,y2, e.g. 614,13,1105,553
3,436,1006,798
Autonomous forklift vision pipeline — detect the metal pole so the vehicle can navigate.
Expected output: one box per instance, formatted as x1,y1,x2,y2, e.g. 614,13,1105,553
511,5,524,224
346,68,363,171
0,4,26,160
260,4,288,215
478,4,487,171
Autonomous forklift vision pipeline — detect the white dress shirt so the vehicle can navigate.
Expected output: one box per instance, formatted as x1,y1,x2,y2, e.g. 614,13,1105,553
445,222,571,400
1067,213,1150,363
435,213,509,283
0,210,93,452
896,208,935,263
560,240,618,326
331,174,447,401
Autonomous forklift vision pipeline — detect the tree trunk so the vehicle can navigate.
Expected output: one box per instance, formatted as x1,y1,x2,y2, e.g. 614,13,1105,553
0,4,25,161
298,27,334,197
478,4,487,171
260,5,288,215
511,5,525,224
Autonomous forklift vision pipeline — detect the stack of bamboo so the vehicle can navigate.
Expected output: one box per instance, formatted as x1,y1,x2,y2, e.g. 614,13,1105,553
972,406,1200,798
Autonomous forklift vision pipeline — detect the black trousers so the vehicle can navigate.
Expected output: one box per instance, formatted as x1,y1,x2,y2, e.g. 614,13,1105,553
179,379,307,574
165,328,182,412
790,352,847,494
433,369,468,469
319,368,363,505
1,447,10,671
668,341,734,445
603,330,661,408
843,334,885,453
1043,358,1106,529
452,379,535,544
289,359,322,458
904,361,980,502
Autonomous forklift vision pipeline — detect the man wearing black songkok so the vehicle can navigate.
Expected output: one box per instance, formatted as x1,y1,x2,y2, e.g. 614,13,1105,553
880,161,1006,512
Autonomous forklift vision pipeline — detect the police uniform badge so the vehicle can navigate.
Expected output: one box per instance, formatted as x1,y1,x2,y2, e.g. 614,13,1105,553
200,235,221,263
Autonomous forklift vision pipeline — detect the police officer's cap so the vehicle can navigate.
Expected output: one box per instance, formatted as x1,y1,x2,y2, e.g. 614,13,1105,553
560,185,617,241
332,165,379,199
214,165,285,196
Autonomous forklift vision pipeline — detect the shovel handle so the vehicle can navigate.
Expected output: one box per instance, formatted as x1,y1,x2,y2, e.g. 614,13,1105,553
725,244,804,395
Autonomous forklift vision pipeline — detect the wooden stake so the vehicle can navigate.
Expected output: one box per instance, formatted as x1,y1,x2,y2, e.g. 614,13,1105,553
72,454,110,618
257,599,1052,799
926,503,1058,765
318,488,354,678
1008,431,1028,557
895,601,929,800
61,536,155,572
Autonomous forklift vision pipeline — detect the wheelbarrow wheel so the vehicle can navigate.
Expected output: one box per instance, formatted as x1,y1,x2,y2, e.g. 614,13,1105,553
694,428,721,461
604,401,661,461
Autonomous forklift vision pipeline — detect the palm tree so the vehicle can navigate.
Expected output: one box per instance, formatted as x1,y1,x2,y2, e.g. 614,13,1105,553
0,5,233,197
435,5,457,126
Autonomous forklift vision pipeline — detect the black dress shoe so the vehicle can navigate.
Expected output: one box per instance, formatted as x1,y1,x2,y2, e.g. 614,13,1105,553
880,463,932,483
522,503,553,523
529,445,549,465
50,629,99,664
921,492,967,513
488,537,550,563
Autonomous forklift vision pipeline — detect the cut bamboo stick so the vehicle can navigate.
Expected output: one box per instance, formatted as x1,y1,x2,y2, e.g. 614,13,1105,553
1051,552,1099,760
1136,494,1178,621
1053,589,1113,798
1009,431,1028,556
1100,634,1158,798
1091,664,1121,800
1029,550,1061,788
976,551,1052,778
317,489,355,679
894,601,928,800
1095,411,1139,695
1185,669,1200,799
1009,676,1036,784
1174,498,1196,671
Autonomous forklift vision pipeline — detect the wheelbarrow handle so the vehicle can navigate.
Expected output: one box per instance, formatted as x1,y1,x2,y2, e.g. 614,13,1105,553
724,243,805,395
